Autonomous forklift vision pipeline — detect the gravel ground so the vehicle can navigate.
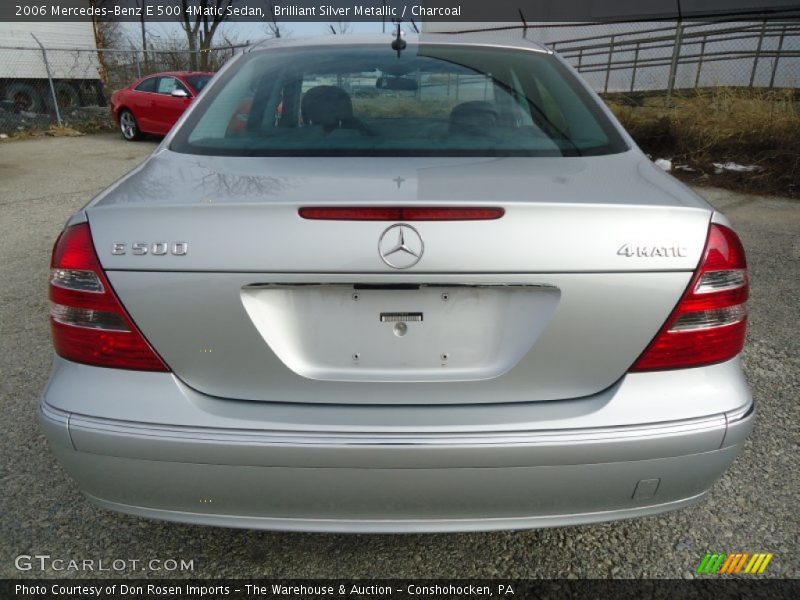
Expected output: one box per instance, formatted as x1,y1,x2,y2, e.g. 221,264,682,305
0,134,797,579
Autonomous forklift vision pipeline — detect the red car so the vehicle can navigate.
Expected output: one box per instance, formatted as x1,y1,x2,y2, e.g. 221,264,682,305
110,71,213,141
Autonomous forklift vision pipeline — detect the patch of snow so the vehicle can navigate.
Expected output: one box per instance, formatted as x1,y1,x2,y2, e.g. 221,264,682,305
655,158,672,171
713,162,764,174
655,158,698,173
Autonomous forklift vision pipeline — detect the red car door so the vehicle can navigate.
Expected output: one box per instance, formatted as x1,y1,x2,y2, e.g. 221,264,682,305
129,76,159,132
149,76,192,135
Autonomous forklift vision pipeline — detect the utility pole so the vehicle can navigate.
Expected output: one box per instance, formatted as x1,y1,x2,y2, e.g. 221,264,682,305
140,1,148,66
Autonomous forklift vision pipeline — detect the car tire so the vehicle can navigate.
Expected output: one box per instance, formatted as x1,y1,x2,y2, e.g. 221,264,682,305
119,109,141,141
77,81,103,107
53,82,80,110
5,82,46,113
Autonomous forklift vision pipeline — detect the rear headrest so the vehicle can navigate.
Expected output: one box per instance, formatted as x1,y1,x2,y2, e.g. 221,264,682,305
449,101,498,134
302,86,354,128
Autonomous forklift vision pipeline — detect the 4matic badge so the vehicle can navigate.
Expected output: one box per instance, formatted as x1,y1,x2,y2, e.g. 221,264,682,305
617,243,687,258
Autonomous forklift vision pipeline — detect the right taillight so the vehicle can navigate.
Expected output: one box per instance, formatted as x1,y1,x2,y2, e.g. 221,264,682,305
631,223,748,371
49,223,169,372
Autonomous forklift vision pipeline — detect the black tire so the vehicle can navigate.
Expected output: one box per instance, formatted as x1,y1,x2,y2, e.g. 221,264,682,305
119,109,141,141
77,80,103,106
53,82,80,109
4,82,46,113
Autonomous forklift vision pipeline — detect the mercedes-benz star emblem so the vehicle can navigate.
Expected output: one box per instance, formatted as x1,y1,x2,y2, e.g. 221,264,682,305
378,224,424,269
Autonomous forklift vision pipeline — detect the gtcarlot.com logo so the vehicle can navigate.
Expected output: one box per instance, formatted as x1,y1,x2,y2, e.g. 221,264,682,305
14,554,194,572
696,552,774,575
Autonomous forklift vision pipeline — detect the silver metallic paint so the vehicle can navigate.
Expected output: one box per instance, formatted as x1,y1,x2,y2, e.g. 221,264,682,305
40,360,753,532
108,271,692,402
41,36,754,530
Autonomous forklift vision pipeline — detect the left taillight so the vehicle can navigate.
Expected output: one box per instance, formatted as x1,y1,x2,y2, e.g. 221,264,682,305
49,223,169,371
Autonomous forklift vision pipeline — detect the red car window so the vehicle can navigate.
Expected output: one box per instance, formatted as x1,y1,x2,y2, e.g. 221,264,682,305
134,77,158,93
156,77,179,95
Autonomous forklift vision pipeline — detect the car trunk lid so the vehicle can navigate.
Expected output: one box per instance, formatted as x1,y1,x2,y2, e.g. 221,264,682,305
87,150,711,403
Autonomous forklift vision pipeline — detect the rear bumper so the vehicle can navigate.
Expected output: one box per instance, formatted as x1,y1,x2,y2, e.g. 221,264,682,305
40,357,754,533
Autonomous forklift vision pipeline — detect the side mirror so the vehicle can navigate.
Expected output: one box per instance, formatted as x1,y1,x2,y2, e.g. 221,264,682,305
171,88,190,98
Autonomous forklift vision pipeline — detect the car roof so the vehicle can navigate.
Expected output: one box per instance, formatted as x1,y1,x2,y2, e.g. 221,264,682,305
247,33,552,55
139,71,215,78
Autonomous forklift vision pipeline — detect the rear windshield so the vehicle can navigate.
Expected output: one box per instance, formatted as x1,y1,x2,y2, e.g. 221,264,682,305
171,44,627,157
185,75,212,92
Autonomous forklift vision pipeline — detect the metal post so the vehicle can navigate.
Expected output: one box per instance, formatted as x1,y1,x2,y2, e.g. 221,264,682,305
667,21,685,98
769,24,787,88
630,42,640,92
30,33,62,126
133,47,141,79
695,34,707,89
749,19,768,87
577,48,583,71
604,35,615,93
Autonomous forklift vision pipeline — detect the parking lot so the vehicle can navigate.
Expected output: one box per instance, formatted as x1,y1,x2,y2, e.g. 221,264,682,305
0,133,797,579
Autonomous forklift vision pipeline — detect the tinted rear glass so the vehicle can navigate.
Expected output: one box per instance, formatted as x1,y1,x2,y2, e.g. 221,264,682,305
134,77,157,93
171,44,627,157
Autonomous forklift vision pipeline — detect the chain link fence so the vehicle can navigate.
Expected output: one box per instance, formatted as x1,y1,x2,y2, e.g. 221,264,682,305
2,22,799,135
0,44,245,135
548,20,800,95
429,19,800,94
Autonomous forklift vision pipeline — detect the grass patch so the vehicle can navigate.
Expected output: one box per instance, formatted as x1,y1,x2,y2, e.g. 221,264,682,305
44,126,85,137
353,96,459,118
606,88,800,197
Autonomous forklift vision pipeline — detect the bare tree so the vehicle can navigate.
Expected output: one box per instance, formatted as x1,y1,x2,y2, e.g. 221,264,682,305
88,1,116,48
263,1,285,39
179,0,234,70
219,30,246,48
88,1,122,84
144,31,196,72
328,20,352,35
91,18,123,50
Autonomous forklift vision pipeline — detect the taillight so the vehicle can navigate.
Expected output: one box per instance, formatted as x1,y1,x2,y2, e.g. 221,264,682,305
49,223,169,371
631,223,748,371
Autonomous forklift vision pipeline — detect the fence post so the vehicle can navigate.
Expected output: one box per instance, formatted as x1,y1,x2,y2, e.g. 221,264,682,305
749,19,768,87
630,41,640,92
604,35,615,93
30,33,62,126
667,21,685,98
769,24,787,88
132,47,141,79
577,47,583,71
695,34,707,89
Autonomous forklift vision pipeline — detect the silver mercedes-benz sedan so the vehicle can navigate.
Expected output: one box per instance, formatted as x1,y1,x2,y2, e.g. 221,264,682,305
40,34,753,532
